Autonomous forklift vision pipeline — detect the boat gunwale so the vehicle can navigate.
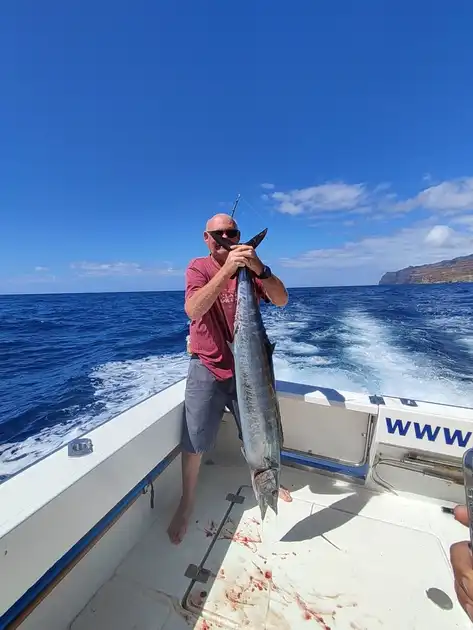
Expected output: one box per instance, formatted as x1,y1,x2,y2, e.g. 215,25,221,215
0,378,187,486
0,446,180,630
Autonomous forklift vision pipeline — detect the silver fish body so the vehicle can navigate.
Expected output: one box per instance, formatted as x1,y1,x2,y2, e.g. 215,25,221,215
231,265,283,520
207,227,283,520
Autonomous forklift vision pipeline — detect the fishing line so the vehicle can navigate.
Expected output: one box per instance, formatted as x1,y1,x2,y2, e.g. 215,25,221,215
240,195,268,222
230,193,268,223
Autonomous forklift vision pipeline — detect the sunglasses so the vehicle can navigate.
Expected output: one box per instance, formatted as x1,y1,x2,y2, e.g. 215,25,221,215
209,229,240,239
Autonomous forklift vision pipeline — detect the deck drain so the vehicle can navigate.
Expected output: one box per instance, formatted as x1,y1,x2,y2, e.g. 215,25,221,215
426,587,453,610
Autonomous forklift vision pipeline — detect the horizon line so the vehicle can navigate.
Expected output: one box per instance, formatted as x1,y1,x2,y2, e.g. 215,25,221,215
0,283,382,297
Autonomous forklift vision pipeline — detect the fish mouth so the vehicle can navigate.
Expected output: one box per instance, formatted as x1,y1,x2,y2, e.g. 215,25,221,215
208,232,234,251
208,228,268,252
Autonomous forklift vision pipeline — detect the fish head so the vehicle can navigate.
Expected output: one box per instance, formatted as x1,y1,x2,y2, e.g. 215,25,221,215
207,227,269,256
205,216,241,261
206,230,238,253
252,468,279,521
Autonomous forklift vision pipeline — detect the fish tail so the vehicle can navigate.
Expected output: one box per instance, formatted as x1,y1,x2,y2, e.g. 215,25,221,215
245,228,267,249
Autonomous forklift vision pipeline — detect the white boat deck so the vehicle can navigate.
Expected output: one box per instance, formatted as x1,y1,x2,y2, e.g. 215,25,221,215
69,455,469,630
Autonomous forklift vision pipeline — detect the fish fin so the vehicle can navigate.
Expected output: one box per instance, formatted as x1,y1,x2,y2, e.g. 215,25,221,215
245,228,268,250
240,446,248,461
207,231,233,251
275,408,284,445
264,339,277,383
267,354,284,445
264,339,284,444
226,340,234,355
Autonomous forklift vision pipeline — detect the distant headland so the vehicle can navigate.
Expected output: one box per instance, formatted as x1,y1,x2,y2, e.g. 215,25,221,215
379,253,473,285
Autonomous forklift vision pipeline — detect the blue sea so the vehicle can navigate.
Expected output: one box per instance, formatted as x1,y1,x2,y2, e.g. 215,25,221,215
1,284,473,481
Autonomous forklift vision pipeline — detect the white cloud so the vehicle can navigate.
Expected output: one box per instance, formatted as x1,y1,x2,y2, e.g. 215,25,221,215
452,215,473,227
280,223,473,272
71,262,142,276
424,225,455,247
390,177,473,215
412,177,473,212
264,176,473,219
34,266,49,272
71,261,182,277
261,182,275,190
262,174,473,285
9,272,56,285
269,182,368,216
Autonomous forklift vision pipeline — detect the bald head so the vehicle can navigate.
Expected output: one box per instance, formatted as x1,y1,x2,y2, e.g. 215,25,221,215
204,213,240,262
205,213,238,231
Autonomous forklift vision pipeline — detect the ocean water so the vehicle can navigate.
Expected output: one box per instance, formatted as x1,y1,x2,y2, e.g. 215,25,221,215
1,284,473,480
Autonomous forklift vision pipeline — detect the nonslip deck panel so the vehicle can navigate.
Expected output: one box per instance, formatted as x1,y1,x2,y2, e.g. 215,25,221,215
71,462,470,630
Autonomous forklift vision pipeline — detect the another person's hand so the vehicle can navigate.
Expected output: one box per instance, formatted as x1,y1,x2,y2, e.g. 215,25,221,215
451,505,473,620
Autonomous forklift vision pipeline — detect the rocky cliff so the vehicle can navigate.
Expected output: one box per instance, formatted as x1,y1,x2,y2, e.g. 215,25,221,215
379,253,473,285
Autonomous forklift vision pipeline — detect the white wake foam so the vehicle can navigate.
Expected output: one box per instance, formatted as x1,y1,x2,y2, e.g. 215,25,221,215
0,353,190,478
3,303,473,478
341,309,473,406
263,309,359,391
434,314,473,356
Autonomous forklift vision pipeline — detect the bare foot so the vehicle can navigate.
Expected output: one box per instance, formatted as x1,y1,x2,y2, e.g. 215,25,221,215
167,499,193,545
279,485,293,502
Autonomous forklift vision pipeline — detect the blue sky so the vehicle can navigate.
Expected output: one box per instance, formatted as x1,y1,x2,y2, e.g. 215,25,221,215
2,1,473,293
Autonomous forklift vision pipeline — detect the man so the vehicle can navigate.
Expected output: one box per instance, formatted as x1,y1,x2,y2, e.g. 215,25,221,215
451,504,473,620
168,213,291,544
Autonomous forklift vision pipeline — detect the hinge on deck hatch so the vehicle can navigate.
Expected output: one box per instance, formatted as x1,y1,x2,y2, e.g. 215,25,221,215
142,479,155,509
182,487,247,594
185,564,211,584
226,493,245,504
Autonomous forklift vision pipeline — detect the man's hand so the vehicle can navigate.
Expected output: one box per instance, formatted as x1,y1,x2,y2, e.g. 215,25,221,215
221,245,264,278
451,505,473,620
219,243,287,307
243,245,264,276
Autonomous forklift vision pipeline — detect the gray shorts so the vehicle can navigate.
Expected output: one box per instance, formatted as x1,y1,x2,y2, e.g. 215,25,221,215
181,356,242,454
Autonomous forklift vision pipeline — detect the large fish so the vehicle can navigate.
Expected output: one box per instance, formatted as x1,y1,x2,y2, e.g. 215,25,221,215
208,228,283,520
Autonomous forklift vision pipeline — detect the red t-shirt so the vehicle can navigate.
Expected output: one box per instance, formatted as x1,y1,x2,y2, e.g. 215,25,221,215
185,255,268,381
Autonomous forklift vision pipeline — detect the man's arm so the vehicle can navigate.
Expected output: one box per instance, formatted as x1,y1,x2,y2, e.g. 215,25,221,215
239,245,288,308
186,248,254,320
185,265,229,321
259,274,288,307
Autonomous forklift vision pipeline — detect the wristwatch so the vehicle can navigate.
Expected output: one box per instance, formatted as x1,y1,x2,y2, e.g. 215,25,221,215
257,265,272,280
